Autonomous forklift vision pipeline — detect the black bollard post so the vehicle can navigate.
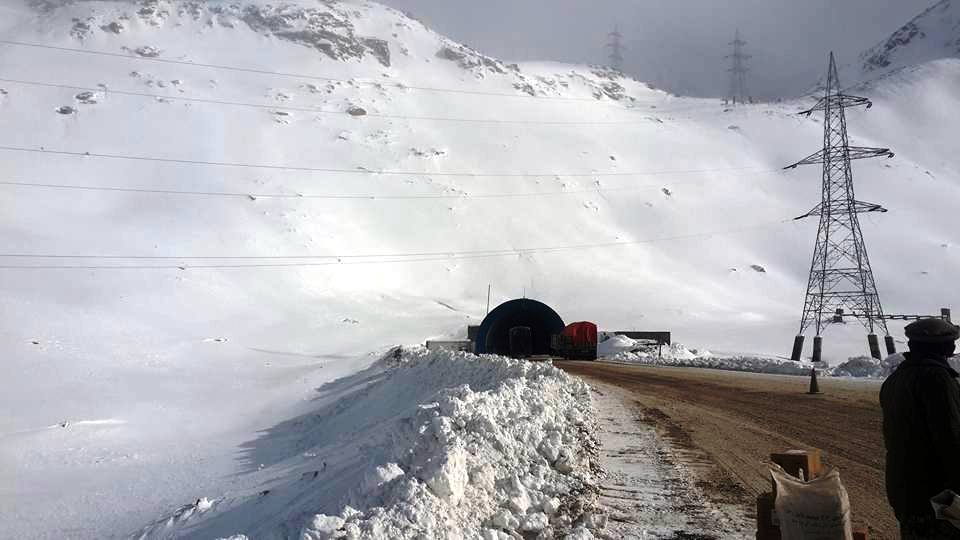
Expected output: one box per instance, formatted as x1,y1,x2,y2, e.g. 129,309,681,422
790,335,805,362
884,335,896,355
807,368,821,395
868,334,882,360
812,336,823,363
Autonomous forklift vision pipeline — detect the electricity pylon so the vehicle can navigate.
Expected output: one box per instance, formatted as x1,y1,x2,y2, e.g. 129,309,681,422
786,52,896,362
606,25,625,71
725,29,751,105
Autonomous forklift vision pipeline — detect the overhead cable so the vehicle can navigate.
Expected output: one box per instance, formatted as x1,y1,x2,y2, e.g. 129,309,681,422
0,145,771,178
0,219,791,269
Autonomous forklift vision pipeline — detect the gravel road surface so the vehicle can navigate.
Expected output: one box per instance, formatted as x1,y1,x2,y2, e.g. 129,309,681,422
557,361,894,539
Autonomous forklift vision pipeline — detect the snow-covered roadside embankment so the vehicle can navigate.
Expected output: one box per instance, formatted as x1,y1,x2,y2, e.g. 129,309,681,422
599,335,960,379
301,349,604,539
600,336,815,376
140,349,605,539
607,345,960,379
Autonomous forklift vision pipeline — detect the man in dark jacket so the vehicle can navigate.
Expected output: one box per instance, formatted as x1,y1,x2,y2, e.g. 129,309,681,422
881,318,960,539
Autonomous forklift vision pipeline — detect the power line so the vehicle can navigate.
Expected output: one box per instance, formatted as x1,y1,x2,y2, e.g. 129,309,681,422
0,252,514,270
0,145,770,178
0,170,775,200
0,76,709,125
0,39,598,102
0,219,790,270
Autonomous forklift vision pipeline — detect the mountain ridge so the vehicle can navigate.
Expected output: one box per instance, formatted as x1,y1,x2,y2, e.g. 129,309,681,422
857,0,959,81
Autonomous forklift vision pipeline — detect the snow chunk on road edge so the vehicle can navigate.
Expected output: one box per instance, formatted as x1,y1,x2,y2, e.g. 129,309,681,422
300,348,603,539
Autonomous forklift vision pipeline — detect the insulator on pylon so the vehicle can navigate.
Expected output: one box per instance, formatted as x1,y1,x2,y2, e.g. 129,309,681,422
868,334,882,360
790,335,805,362
884,335,897,355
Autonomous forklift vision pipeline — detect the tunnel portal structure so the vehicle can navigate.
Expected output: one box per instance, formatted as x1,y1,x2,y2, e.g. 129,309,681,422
475,299,565,357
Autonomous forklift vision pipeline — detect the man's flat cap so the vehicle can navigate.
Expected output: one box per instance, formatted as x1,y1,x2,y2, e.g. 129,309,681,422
905,318,960,343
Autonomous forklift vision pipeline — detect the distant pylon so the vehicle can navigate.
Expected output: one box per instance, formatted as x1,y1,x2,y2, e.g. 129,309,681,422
786,52,896,363
606,25,625,71
725,29,751,105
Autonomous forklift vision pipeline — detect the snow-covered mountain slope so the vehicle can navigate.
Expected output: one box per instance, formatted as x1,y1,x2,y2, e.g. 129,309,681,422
856,0,960,82
1,0,959,537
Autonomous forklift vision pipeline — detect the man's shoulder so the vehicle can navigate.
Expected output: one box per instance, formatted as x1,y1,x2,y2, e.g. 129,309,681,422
907,363,960,391
883,360,957,392
897,356,957,375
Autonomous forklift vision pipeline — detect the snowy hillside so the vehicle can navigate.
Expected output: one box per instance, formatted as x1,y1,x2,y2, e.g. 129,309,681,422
1,0,960,537
856,0,960,82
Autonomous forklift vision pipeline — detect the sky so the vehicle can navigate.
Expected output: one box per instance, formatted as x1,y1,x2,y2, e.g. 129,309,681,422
379,0,936,99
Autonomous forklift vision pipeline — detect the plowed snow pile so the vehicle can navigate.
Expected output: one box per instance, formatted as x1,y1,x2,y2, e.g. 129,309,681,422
602,337,960,379
137,349,603,539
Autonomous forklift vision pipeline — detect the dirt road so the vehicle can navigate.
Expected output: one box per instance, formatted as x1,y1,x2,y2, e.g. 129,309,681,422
557,361,896,539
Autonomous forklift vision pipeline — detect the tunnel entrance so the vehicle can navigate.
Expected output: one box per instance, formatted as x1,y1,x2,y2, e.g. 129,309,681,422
475,299,565,357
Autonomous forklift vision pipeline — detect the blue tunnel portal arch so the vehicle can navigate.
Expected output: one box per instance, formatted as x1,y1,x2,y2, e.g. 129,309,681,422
475,299,565,356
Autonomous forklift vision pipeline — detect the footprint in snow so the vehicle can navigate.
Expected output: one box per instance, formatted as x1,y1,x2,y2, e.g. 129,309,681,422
75,91,98,104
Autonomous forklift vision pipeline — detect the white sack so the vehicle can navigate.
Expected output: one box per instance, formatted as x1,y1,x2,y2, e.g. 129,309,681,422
771,465,853,540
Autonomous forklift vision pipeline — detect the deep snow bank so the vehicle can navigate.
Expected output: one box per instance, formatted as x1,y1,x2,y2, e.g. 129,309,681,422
138,349,604,539
602,336,827,377
831,353,960,378
608,348,815,377
603,337,960,379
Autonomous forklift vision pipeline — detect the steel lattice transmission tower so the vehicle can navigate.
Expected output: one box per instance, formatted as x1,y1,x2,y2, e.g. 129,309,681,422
606,25,625,71
786,52,896,363
725,30,751,105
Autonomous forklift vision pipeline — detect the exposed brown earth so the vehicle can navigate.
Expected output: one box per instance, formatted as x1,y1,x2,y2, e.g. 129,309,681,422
557,361,896,539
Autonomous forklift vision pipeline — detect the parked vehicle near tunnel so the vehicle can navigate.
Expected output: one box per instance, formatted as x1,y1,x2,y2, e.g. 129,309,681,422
553,321,598,360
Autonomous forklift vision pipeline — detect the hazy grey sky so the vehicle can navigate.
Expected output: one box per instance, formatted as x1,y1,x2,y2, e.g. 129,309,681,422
380,0,934,98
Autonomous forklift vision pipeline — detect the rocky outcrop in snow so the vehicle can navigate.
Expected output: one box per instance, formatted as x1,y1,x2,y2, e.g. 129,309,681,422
43,0,393,66
28,0,661,102
856,0,960,80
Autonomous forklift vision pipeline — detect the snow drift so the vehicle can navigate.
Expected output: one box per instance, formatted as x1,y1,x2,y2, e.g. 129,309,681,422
603,337,960,379
136,348,603,539
604,341,816,377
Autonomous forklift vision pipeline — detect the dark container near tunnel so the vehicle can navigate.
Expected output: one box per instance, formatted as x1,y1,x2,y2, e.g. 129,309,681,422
509,327,533,358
